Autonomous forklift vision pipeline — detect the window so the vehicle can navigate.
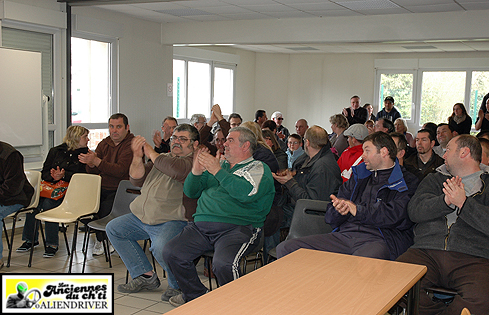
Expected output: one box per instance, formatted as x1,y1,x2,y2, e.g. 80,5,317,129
375,59,489,130
71,36,117,150
173,58,236,119
379,73,414,120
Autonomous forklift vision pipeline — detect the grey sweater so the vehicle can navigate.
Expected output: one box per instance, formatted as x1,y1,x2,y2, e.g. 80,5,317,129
408,164,489,259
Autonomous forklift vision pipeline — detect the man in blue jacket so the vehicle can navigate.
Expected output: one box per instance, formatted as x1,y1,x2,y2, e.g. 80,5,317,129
277,132,419,260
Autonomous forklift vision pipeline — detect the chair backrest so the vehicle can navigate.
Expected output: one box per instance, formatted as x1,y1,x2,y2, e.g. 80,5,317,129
287,199,333,240
24,170,41,209
110,180,141,217
61,173,102,217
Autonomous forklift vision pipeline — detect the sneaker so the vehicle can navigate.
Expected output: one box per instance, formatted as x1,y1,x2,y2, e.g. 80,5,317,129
161,288,182,302
43,246,58,258
92,241,115,256
117,273,160,293
16,241,39,252
169,294,187,307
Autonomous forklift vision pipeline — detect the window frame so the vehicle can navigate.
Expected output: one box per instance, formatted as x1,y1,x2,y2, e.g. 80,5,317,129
375,58,489,130
70,32,118,130
173,56,237,119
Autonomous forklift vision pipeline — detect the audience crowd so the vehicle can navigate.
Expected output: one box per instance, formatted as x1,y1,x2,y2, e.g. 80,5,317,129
3,94,489,315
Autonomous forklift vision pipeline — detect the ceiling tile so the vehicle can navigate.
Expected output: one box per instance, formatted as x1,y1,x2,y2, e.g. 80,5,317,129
459,3,489,10
129,2,188,10
265,11,317,18
308,9,362,16
391,0,454,5
194,6,252,14
237,4,296,13
286,2,349,11
403,3,465,13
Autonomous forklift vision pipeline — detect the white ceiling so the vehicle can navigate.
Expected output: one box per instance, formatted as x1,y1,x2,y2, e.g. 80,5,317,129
87,0,489,53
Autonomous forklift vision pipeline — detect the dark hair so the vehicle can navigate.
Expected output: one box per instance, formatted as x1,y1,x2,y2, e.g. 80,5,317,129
304,125,329,150
363,103,372,109
423,122,438,135
163,116,178,126
449,103,468,121
476,130,489,139
109,113,129,127
379,118,395,133
231,126,258,154
174,123,199,142
455,135,482,163
228,113,242,122
437,123,454,133
417,128,436,142
479,137,489,150
262,129,279,151
262,120,277,132
350,95,360,100
390,132,407,153
288,134,302,142
255,110,266,121
364,131,398,162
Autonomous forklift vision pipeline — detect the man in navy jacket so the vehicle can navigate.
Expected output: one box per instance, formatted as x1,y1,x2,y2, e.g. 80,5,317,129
277,132,418,260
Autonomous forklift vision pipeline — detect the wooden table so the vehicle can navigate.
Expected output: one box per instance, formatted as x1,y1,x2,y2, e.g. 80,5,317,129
166,248,427,315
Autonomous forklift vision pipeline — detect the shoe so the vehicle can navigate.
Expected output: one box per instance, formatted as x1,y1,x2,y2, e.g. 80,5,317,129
16,241,39,252
169,294,187,307
43,246,58,258
161,288,182,302
92,241,115,256
117,273,160,293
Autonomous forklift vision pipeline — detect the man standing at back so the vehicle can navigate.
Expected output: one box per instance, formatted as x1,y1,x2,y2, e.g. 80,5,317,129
398,135,489,314
254,110,267,127
376,96,401,122
79,113,134,254
343,95,368,125
271,111,290,142
295,119,309,139
163,127,275,307
277,132,419,261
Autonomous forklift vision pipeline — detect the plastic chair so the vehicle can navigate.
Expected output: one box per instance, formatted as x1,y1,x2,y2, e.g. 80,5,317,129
2,170,41,267
268,199,332,261
28,173,101,273
81,180,141,272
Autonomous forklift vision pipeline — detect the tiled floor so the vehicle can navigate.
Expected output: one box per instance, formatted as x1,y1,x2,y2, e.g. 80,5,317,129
0,218,224,315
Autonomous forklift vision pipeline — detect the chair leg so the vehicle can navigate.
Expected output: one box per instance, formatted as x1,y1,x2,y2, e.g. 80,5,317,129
3,218,10,251
28,219,39,268
82,226,91,273
61,223,70,256
104,236,112,268
68,221,80,273
39,222,46,250
6,214,18,267
205,256,212,291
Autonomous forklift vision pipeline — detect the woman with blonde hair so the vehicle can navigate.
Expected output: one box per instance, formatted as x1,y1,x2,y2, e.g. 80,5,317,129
240,121,279,173
17,125,90,258
394,118,415,147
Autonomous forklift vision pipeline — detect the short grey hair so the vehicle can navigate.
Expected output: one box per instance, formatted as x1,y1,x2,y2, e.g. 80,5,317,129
230,126,257,155
190,114,206,125
174,124,199,142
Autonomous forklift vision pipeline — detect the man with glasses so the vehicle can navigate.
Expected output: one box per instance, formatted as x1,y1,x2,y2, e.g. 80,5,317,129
153,116,178,154
107,124,199,303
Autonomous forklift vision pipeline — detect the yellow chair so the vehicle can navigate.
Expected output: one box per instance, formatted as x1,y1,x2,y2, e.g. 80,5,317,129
2,170,41,267
28,173,101,273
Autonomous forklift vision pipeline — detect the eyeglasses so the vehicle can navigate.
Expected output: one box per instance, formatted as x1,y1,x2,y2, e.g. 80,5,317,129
288,141,300,145
276,118,284,120
170,136,190,143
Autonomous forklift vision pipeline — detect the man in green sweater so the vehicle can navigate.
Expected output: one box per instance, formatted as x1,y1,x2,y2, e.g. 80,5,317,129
163,126,275,307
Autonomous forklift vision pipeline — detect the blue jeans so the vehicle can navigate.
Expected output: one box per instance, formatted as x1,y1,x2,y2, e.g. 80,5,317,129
1,203,24,260
22,197,62,247
106,213,187,289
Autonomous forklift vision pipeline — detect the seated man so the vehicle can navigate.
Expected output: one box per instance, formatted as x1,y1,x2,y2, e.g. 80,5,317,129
277,132,419,261
374,117,395,133
0,141,34,269
273,125,342,228
433,123,455,158
153,116,178,154
404,129,444,181
398,135,489,315
106,124,199,302
162,127,275,307
337,124,369,182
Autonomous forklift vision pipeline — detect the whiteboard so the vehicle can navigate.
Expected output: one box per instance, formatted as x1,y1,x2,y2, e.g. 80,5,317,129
0,47,42,147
